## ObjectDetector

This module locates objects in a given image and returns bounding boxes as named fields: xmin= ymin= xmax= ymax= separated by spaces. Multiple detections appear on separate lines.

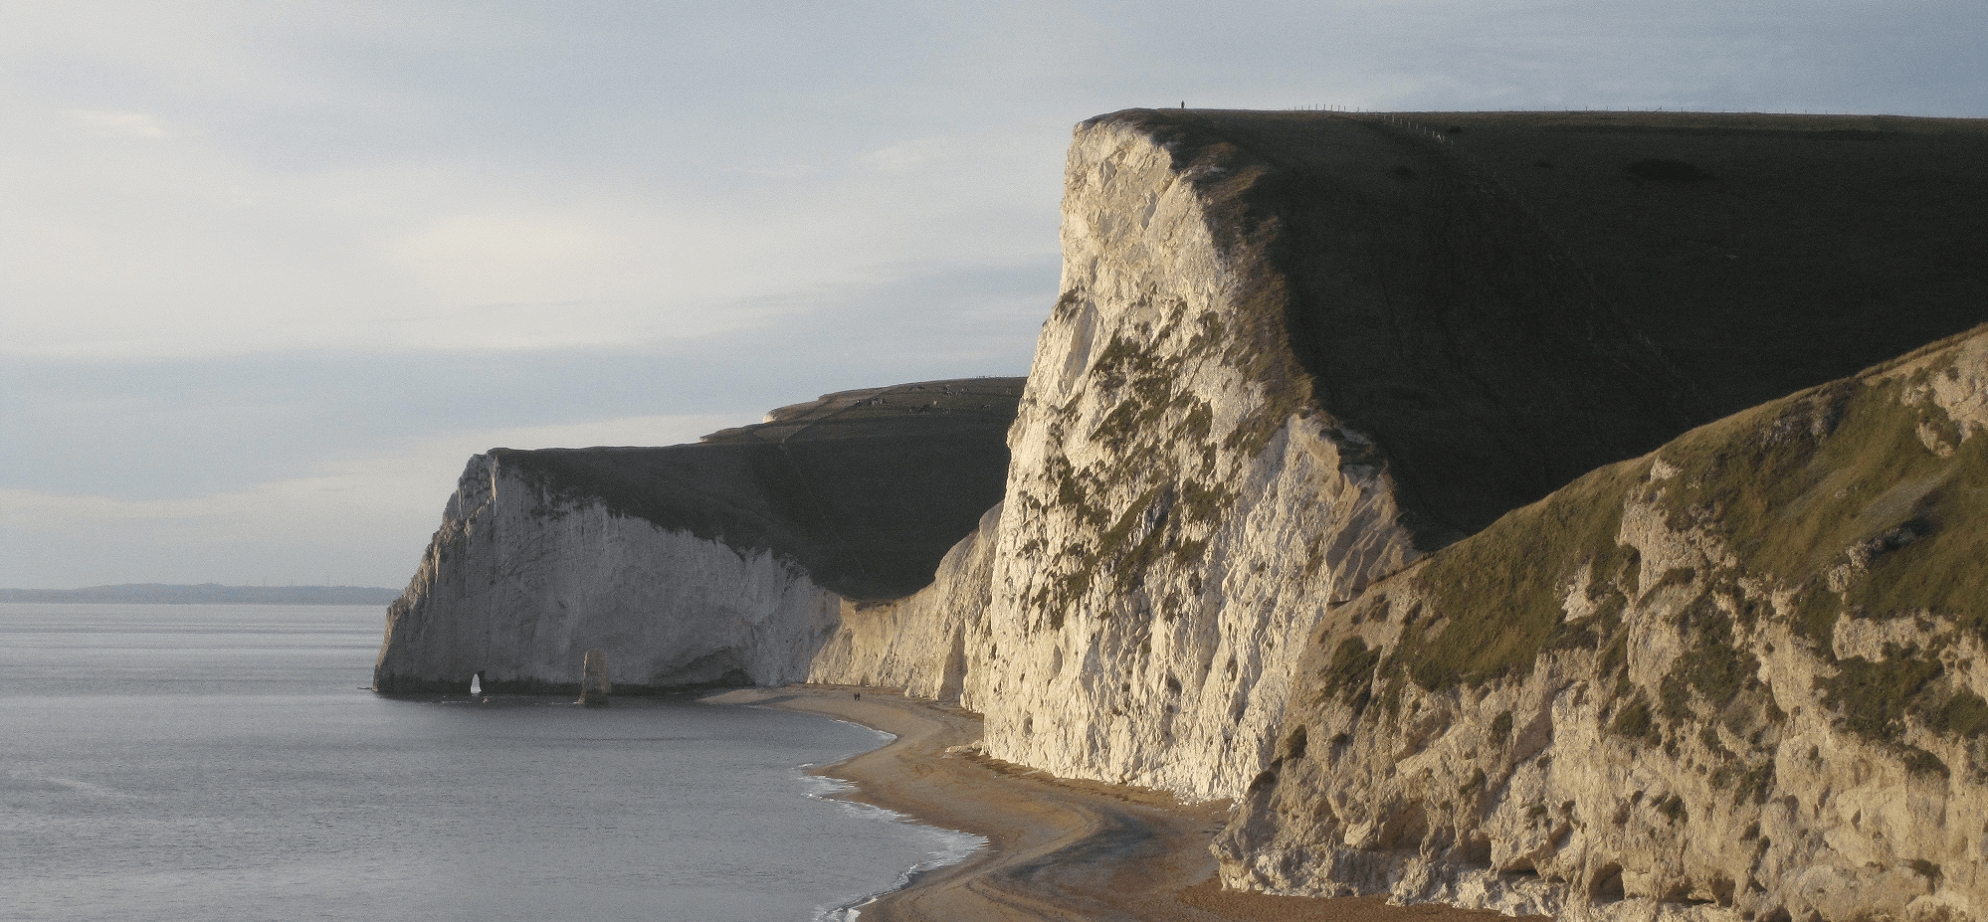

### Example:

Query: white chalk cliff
xmin=808 ymin=502 xmax=1003 ymax=702
xmin=812 ymin=109 xmax=1697 ymax=799
xmin=943 ymin=118 xmax=1423 ymax=800
xmin=375 ymin=451 xmax=842 ymax=692
xmin=375 ymin=379 xmax=1021 ymax=694
xmin=379 ymin=109 xmax=1988 ymax=922
xmin=1220 ymin=328 xmax=1988 ymax=922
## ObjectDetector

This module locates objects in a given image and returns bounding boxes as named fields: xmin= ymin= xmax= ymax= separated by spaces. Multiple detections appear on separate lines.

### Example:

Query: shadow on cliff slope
xmin=1095 ymin=109 xmax=1988 ymax=546
xmin=1226 ymin=322 xmax=1988 ymax=922
xmin=499 ymin=377 xmax=1025 ymax=600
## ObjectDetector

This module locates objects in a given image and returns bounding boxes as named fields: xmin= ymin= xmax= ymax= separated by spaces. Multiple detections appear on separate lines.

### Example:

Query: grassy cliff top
xmin=1088 ymin=108 xmax=1988 ymax=546
xmin=493 ymin=377 xmax=1025 ymax=601
xmin=701 ymin=377 xmax=1026 ymax=443
xmin=1366 ymin=322 xmax=1988 ymax=748
xmin=1389 ymin=110 xmax=1988 ymax=414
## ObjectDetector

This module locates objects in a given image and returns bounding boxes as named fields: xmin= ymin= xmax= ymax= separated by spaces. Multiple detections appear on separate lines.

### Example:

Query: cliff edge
xmin=1223 ymin=325 xmax=1988 ymax=922
xmin=373 ymin=378 xmax=1022 ymax=694
xmin=851 ymin=109 xmax=1988 ymax=802
xmin=373 ymin=107 xmax=1988 ymax=922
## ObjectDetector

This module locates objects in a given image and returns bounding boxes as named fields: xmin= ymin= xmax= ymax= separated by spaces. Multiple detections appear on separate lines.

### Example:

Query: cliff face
xmin=952 ymin=118 xmax=1410 ymax=799
xmin=376 ymin=107 xmax=1988 ymax=921
xmin=923 ymin=109 xmax=1739 ymax=800
xmin=374 ymin=378 xmax=1022 ymax=694
xmin=808 ymin=502 xmax=1002 ymax=701
xmin=374 ymin=452 xmax=843 ymax=692
xmin=932 ymin=110 xmax=1988 ymax=804
xmin=1220 ymin=327 xmax=1988 ymax=922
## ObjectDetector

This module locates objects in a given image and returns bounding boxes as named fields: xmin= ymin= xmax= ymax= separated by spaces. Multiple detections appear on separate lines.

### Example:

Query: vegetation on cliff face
xmin=1395 ymin=459 xmax=1649 ymax=690
xmin=1365 ymin=328 xmax=1988 ymax=742
xmin=1226 ymin=326 xmax=1988 ymax=922
xmin=973 ymin=109 xmax=1988 ymax=811
xmin=1653 ymin=350 xmax=1988 ymax=644
xmin=1014 ymin=106 xmax=1894 ymax=641
xmin=969 ymin=112 xmax=1431 ymax=800
xmin=1100 ymin=110 xmax=1701 ymax=547
xmin=1100 ymin=108 xmax=1988 ymax=546
xmin=1018 ymin=295 xmax=1261 ymax=630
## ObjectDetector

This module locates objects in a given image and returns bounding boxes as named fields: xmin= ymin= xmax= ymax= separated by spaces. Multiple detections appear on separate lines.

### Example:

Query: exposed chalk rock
xmin=373 ymin=378 xmax=1022 ymax=695
xmin=946 ymin=109 xmax=1721 ymax=801
xmin=578 ymin=649 xmax=611 ymax=707
xmin=372 ymin=108 xmax=1988 ymax=922
xmin=1220 ymin=326 xmax=1988 ymax=922
xmin=931 ymin=108 xmax=1988 ymax=804
xmin=373 ymin=452 xmax=843 ymax=693
xmin=809 ymin=502 xmax=1002 ymax=702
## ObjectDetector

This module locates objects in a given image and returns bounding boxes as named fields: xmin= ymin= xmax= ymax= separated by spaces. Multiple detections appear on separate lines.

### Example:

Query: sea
xmin=0 ymin=603 xmax=981 ymax=922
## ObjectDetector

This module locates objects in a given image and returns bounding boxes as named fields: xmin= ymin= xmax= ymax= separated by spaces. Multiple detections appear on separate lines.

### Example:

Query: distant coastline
xmin=0 ymin=584 xmax=399 ymax=605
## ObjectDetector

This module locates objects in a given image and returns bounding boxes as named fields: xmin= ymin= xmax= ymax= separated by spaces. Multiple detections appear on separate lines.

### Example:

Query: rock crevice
xmin=1220 ymin=328 xmax=1988 ymax=922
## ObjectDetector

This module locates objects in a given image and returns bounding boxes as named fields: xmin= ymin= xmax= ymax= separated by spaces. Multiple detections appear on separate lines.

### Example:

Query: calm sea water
xmin=0 ymin=603 xmax=978 ymax=922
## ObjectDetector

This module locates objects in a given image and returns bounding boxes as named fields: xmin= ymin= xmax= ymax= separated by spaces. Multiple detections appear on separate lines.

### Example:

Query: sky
xmin=3 ymin=1 xmax=1983 ymax=590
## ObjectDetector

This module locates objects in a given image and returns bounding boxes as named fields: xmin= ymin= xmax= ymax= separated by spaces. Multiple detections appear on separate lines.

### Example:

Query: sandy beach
xmin=706 ymin=686 xmax=1530 ymax=922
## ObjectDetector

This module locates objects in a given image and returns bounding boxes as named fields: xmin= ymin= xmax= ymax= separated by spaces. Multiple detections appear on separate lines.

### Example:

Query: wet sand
xmin=704 ymin=686 xmax=1525 ymax=922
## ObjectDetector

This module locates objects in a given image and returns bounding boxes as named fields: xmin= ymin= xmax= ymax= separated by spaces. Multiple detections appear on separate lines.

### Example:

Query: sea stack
xmin=578 ymin=649 xmax=610 ymax=708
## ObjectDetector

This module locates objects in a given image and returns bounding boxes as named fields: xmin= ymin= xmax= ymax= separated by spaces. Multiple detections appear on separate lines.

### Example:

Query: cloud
xmin=3 ymin=0 xmax=1983 ymax=593
xmin=394 ymin=212 xmax=610 ymax=276
xmin=860 ymin=138 xmax=954 ymax=173
xmin=386 ymin=211 xmax=640 ymax=335
xmin=0 ymin=254 xmax=1055 ymax=514
xmin=721 ymin=164 xmax=822 ymax=180
xmin=0 ymin=112 xmax=925 ymax=358
xmin=0 ymin=413 xmax=738 ymax=589
xmin=67 ymin=109 xmax=167 ymax=137
xmin=3 ymin=89 xmax=1049 ymax=362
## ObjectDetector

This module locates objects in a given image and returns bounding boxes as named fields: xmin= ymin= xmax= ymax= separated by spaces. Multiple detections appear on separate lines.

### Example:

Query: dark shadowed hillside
xmin=1094 ymin=109 xmax=1988 ymax=544
xmin=496 ymin=377 xmax=1024 ymax=600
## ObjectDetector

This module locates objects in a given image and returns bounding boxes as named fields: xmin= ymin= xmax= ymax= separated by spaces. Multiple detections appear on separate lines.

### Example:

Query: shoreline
xmin=705 ymin=685 xmax=1531 ymax=922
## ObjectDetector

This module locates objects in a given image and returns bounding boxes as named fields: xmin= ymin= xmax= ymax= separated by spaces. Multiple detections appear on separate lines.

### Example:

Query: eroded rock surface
xmin=809 ymin=502 xmax=1002 ymax=701
xmin=937 ymin=109 xmax=1988 ymax=805
xmin=376 ymin=108 xmax=1988 ymax=922
xmin=1221 ymin=328 xmax=1988 ymax=922
xmin=373 ymin=378 xmax=1021 ymax=694
xmin=933 ymin=109 xmax=1726 ymax=800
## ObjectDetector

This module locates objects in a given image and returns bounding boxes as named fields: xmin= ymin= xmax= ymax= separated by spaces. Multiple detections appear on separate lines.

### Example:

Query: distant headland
xmin=0 ymin=584 xmax=400 ymax=605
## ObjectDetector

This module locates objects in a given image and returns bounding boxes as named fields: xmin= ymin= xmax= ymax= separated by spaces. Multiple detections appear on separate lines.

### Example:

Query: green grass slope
xmin=1091 ymin=109 xmax=1988 ymax=546
xmin=1225 ymin=325 xmax=1988 ymax=919
xmin=496 ymin=377 xmax=1024 ymax=601
xmin=1394 ymin=323 xmax=1988 ymax=701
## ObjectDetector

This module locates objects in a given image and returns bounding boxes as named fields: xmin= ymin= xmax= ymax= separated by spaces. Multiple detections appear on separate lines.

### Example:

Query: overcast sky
xmin=3 ymin=1 xmax=1982 ymax=590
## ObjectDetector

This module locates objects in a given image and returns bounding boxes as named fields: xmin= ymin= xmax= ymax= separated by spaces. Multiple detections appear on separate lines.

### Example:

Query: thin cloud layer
xmin=2 ymin=1 xmax=1981 ymax=587
xmin=0 ymin=414 xmax=737 ymax=589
